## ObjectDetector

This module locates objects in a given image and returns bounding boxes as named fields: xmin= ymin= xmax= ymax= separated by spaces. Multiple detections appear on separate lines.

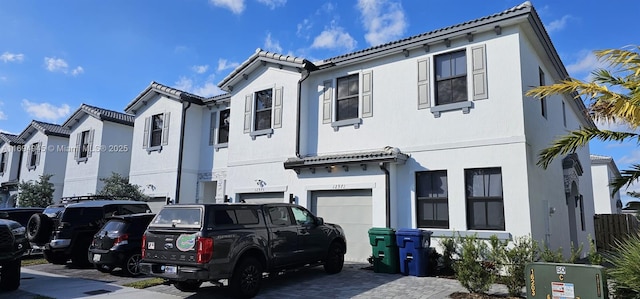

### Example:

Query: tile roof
xmin=284 ymin=147 xmax=409 ymax=171
xmin=125 ymin=81 xmax=205 ymax=113
xmin=0 ymin=133 xmax=23 ymax=145
xmin=18 ymin=120 xmax=71 ymax=141
xmin=63 ymin=103 xmax=134 ymax=129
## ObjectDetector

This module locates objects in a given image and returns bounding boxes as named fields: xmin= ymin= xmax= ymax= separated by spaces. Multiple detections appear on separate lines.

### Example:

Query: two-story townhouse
xmin=0 ymin=133 xmax=25 ymax=207
xmin=590 ymin=155 xmax=622 ymax=214
xmin=17 ymin=121 xmax=70 ymax=204
xmin=61 ymin=104 xmax=135 ymax=198
xmin=217 ymin=2 xmax=596 ymax=262
xmin=124 ymin=82 xmax=208 ymax=212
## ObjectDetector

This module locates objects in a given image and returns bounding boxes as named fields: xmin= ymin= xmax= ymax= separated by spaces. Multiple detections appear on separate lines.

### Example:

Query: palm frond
xmin=611 ymin=164 xmax=640 ymax=194
xmin=537 ymin=128 xmax=639 ymax=169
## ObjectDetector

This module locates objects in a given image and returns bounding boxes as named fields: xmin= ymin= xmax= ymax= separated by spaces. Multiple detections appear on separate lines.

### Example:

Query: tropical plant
xmin=97 ymin=172 xmax=149 ymax=201
xmin=18 ymin=174 xmax=54 ymax=207
xmin=526 ymin=46 xmax=640 ymax=194
xmin=605 ymin=232 xmax=640 ymax=298
xmin=539 ymin=242 xmax=564 ymax=263
xmin=439 ymin=236 xmax=457 ymax=275
xmin=453 ymin=234 xmax=496 ymax=294
xmin=587 ymin=234 xmax=603 ymax=265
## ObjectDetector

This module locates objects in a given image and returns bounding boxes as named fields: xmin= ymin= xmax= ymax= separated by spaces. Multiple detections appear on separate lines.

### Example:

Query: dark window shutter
xmin=143 ymin=116 xmax=150 ymax=149
xmin=362 ymin=71 xmax=373 ymax=118
xmin=87 ymin=129 xmax=94 ymax=157
xmin=26 ymin=145 xmax=32 ymax=167
xmin=417 ymin=58 xmax=430 ymax=109
xmin=74 ymin=132 xmax=81 ymax=161
xmin=244 ymin=94 xmax=252 ymax=133
xmin=161 ymin=112 xmax=170 ymax=146
xmin=35 ymin=143 xmax=41 ymax=166
xmin=209 ymin=112 xmax=216 ymax=146
xmin=472 ymin=44 xmax=488 ymax=100
xmin=273 ymin=86 xmax=283 ymax=128
xmin=322 ymin=80 xmax=332 ymax=124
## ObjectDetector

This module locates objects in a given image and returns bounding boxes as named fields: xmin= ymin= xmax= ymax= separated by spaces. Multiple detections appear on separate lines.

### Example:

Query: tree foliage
xmin=18 ymin=174 xmax=55 ymax=207
xmin=526 ymin=46 xmax=640 ymax=194
xmin=97 ymin=172 xmax=149 ymax=201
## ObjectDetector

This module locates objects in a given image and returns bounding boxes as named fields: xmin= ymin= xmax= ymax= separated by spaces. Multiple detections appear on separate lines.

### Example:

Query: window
xmin=0 ymin=152 xmax=6 ymax=174
xmin=465 ymin=167 xmax=504 ymax=230
xmin=150 ymin=114 xmax=163 ymax=147
xmin=539 ymin=68 xmax=547 ymax=118
xmin=28 ymin=142 xmax=40 ymax=169
xmin=268 ymin=206 xmax=292 ymax=226
xmin=435 ymin=50 xmax=467 ymax=105
xmin=416 ymin=170 xmax=449 ymax=228
xmin=336 ymin=74 xmax=359 ymax=121
xmin=218 ymin=109 xmax=230 ymax=144
xmin=562 ymin=101 xmax=567 ymax=127
xmin=143 ymin=112 xmax=170 ymax=150
xmin=254 ymin=89 xmax=273 ymax=131
xmin=244 ymin=87 xmax=282 ymax=138
xmin=292 ymin=206 xmax=314 ymax=226
xmin=79 ymin=130 xmax=90 ymax=158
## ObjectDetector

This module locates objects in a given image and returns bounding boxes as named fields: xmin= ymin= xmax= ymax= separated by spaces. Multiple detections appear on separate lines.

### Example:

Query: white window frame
xmin=324 ymin=70 xmax=373 ymax=131
xmin=244 ymin=85 xmax=283 ymax=140
xmin=143 ymin=112 xmax=170 ymax=152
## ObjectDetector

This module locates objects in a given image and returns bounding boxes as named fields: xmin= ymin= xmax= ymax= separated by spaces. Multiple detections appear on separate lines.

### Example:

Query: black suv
xmin=0 ymin=218 xmax=28 ymax=291
xmin=0 ymin=207 xmax=44 ymax=255
xmin=88 ymin=213 xmax=155 ymax=276
xmin=26 ymin=200 xmax=151 ymax=266
xmin=140 ymin=203 xmax=346 ymax=298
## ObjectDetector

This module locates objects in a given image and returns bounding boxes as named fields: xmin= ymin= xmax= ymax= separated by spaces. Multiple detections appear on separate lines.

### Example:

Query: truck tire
xmin=0 ymin=259 xmax=21 ymax=291
xmin=26 ymin=213 xmax=53 ymax=245
xmin=323 ymin=242 xmax=345 ymax=274
xmin=174 ymin=280 xmax=202 ymax=292
xmin=230 ymin=257 xmax=262 ymax=298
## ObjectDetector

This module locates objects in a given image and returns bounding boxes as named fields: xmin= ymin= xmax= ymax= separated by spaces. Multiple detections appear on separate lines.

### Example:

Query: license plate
xmin=165 ymin=265 xmax=177 ymax=274
xmin=92 ymin=254 xmax=101 ymax=262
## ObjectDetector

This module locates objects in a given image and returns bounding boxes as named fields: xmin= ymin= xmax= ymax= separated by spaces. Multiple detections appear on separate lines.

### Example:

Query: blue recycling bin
xmin=395 ymin=228 xmax=432 ymax=277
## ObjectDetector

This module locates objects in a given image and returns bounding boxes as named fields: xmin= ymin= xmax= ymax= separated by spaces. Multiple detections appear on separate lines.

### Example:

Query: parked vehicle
xmin=0 ymin=218 xmax=28 ymax=291
xmin=26 ymin=200 xmax=151 ymax=266
xmin=140 ymin=203 xmax=346 ymax=298
xmin=88 ymin=213 xmax=155 ymax=276
xmin=0 ymin=207 xmax=45 ymax=255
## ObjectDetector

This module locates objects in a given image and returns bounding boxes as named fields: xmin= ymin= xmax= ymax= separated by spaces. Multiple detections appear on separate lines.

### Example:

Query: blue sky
xmin=1 ymin=0 xmax=639 ymax=202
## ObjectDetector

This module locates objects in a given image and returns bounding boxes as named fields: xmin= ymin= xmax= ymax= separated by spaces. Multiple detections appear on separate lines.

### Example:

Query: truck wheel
xmin=0 ymin=259 xmax=21 ymax=291
xmin=26 ymin=213 xmax=53 ymax=245
xmin=174 ymin=280 xmax=202 ymax=292
xmin=230 ymin=257 xmax=262 ymax=298
xmin=323 ymin=242 xmax=345 ymax=274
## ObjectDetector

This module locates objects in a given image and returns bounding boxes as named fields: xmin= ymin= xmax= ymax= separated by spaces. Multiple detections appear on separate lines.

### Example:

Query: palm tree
xmin=526 ymin=46 xmax=640 ymax=194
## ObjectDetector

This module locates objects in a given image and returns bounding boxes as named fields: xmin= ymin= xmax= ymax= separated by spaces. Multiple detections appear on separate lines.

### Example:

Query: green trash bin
xmin=368 ymin=227 xmax=399 ymax=274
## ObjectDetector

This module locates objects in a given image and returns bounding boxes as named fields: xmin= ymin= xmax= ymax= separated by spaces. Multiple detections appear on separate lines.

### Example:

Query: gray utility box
xmin=525 ymin=262 xmax=608 ymax=299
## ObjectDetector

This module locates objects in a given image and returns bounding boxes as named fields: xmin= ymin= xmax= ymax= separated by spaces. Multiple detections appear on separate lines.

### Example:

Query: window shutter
xmin=87 ymin=129 xmax=94 ymax=157
xmin=161 ymin=112 xmax=170 ymax=146
xmin=26 ymin=145 xmax=32 ymax=167
xmin=322 ymin=80 xmax=332 ymax=124
xmin=417 ymin=58 xmax=430 ymax=109
xmin=74 ymin=132 xmax=81 ymax=161
xmin=362 ymin=71 xmax=373 ymax=118
xmin=35 ymin=143 xmax=41 ymax=166
xmin=209 ymin=112 xmax=216 ymax=146
xmin=471 ymin=44 xmax=488 ymax=100
xmin=273 ymin=86 xmax=283 ymax=128
xmin=244 ymin=94 xmax=252 ymax=133
xmin=143 ymin=116 xmax=150 ymax=149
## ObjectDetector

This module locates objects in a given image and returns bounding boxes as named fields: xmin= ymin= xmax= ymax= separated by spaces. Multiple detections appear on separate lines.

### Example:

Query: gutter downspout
xmin=379 ymin=162 xmax=391 ymax=228
xmin=175 ymin=101 xmax=192 ymax=203
xmin=295 ymin=64 xmax=313 ymax=158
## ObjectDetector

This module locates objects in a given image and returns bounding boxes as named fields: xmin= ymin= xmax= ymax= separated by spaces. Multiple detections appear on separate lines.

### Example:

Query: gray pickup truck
xmin=0 ymin=218 xmax=28 ymax=291
xmin=139 ymin=203 xmax=346 ymax=298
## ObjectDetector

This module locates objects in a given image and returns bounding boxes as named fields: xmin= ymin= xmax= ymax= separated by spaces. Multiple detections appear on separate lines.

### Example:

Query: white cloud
xmin=257 ymin=0 xmax=286 ymax=9
xmin=357 ymin=0 xmax=407 ymax=46
xmin=0 ymin=111 xmax=6 ymax=120
xmin=44 ymin=57 xmax=84 ymax=76
xmin=21 ymin=99 xmax=71 ymax=122
xmin=217 ymin=59 xmax=239 ymax=72
xmin=264 ymin=32 xmax=283 ymax=53
xmin=546 ymin=15 xmax=572 ymax=33
xmin=1 ymin=52 xmax=25 ymax=63
xmin=566 ymin=50 xmax=607 ymax=78
xmin=209 ymin=0 xmax=245 ymax=14
xmin=174 ymin=76 xmax=224 ymax=98
xmin=296 ymin=19 xmax=312 ymax=39
xmin=192 ymin=65 xmax=209 ymax=74
xmin=311 ymin=23 xmax=357 ymax=51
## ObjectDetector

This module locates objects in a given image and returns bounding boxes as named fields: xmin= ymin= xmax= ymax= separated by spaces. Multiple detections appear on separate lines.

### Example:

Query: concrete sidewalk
xmin=7 ymin=268 xmax=181 ymax=299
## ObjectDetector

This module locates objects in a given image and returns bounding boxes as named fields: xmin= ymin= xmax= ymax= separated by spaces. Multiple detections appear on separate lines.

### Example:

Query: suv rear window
xmin=99 ymin=219 xmax=127 ymax=234
xmin=210 ymin=208 xmax=259 ymax=226
xmin=152 ymin=207 xmax=202 ymax=228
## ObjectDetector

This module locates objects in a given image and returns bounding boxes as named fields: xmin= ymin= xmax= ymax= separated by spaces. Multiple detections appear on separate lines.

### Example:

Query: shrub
xmin=605 ymin=232 xmax=640 ymax=298
xmin=539 ymin=242 xmax=564 ymax=262
xmin=18 ymin=174 xmax=54 ymax=207
xmin=502 ymin=235 xmax=538 ymax=297
xmin=566 ymin=242 xmax=584 ymax=264
xmin=453 ymin=234 xmax=495 ymax=294
xmin=440 ymin=237 xmax=456 ymax=275
xmin=587 ymin=234 xmax=602 ymax=265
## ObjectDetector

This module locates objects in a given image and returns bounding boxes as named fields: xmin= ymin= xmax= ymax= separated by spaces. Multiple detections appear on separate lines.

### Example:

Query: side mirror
xmin=316 ymin=217 xmax=324 ymax=226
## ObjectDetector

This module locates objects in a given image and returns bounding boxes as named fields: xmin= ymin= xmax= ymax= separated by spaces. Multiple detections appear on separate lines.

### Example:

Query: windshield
xmin=151 ymin=207 xmax=202 ymax=228
xmin=43 ymin=206 xmax=65 ymax=219
xmin=99 ymin=220 xmax=127 ymax=234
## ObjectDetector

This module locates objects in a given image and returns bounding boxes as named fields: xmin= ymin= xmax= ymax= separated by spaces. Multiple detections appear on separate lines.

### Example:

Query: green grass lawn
xmin=123 ymin=277 xmax=169 ymax=289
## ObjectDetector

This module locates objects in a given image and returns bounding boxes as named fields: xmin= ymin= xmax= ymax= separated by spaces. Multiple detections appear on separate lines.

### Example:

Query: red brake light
xmin=196 ymin=237 xmax=213 ymax=264
xmin=141 ymin=235 xmax=147 ymax=259
xmin=113 ymin=233 xmax=129 ymax=246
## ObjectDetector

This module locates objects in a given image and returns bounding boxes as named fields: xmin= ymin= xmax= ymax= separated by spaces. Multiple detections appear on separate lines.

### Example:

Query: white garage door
xmin=239 ymin=192 xmax=285 ymax=204
xmin=311 ymin=189 xmax=372 ymax=263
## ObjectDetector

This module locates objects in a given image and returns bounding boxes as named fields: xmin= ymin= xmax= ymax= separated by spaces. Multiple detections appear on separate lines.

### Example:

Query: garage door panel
xmin=311 ymin=189 xmax=372 ymax=263
xmin=239 ymin=192 xmax=284 ymax=204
